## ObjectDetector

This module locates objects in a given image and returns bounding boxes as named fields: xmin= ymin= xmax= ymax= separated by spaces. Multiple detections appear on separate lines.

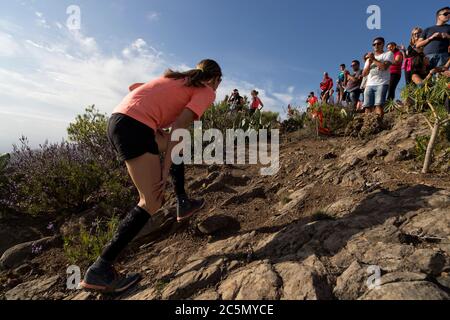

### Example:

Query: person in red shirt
xmin=320 ymin=72 xmax=334 ymax=103
xmin=387 ymin=42 xmax=404 ymax=101
xmin=307 ymin=92 xmax=319 ymax=107
xmin=249 ymin=90 xmax=264 ymax=115
xmin=80 ymin=59 xmax=222 ymax=293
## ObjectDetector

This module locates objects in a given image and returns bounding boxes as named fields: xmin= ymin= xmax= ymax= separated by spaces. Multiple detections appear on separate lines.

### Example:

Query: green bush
xmin=280 ymin=111 xmax=306 ymax=134
xmin=63 ymin=215 xmax=119 ymax=265
xmin=401 ymin=76 xmax=450 ymax=173
xmin=67 ymin=105 xmax=114 ymax=162
xmin=414 ymin=136 xmax=430 ymax=162
xmin=444 ymin=122 xmax=450 ymax=143
xmin=305 ymin=103 xmax=354 ymax=135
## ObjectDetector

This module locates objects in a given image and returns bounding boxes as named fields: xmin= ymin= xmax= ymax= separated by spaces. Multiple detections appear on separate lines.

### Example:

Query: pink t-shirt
xmin=390 ymin=50 xmax=403 ymax=74
xmin=113 ymin=77 xmax=216 ymax=130
xmin=251 ymin=97 xmax=262 ymax=109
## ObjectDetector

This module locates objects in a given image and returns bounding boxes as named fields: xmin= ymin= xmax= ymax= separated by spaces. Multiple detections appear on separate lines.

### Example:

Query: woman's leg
xmin=81 ymin=153 xmax=162 ymax=292
xmin=388 ymin=73 xmax=401 ymax=101
xmin=153 ymin=129 xmax=204 ymax=221
xmin=170 ymin=162 xmax=186 ymax=197
xmin=125 ymin=153 xmax=163 ymax=215
xmin=405 ymin=71 xmax=411 ymax=85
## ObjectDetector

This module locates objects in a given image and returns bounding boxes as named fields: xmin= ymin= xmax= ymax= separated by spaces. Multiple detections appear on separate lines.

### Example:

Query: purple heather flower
xmin=31 ymin=243 xmax=43 ymax=255
xmin=47 ymin=222 xmax=55 ymax=231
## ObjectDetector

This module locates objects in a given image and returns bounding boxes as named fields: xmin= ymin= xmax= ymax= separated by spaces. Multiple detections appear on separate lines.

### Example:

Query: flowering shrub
xmin=7 ymin=137 xmax=106 ymax=215
xmin=3 ymin=107 xmax=135 ymax=215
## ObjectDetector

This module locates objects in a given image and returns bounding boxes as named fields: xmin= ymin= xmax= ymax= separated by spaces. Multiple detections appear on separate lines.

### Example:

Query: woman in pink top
xmin=249 ymin=90 xmax=264 ymax=115
xmin=387 ymin=42 xmax=404 ymax=101
xmin=80 ymin=59 xmax=222 ymax=293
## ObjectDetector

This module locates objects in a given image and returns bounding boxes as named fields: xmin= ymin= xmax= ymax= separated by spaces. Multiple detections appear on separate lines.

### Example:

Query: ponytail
xmin=164 ymin=59 xmax=222 ymax=88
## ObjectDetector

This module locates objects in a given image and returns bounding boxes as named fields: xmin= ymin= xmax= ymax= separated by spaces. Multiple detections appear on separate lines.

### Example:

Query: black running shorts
xmin=107 ymin=113 xmax=159 ymax=162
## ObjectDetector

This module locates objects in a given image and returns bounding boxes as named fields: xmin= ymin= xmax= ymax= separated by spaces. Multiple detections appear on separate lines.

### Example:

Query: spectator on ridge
xmin=320 ymin=72 xmax=334 ymax=104
xmin=416 ymin=6 xmax=450 ymax=69
xmin=228 ymin=89 xmax=244 ymax=111
xmin=249 ymin=90 xmax=264 ymax=115
xmin=387 ymin=42 xmax=404 ymax=101
xmin=337 ymin=64 xmax=349 ymax=105
xmin=345 ymin=60 xmax=363 ymax=109
xmin=362 ymin=37 xmax=394 ymax=118
xmin=307 ymin=92 xmax=318 ymax=107
xmin=403 ymin=27 xmax=424 ymax=84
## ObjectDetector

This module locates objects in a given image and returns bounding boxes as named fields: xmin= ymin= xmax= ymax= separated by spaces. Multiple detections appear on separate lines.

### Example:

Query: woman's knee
xmin=139 ymin=192 xmax=163 ymax=214
xmin=138 ymin=200 xmax=162 ymax=215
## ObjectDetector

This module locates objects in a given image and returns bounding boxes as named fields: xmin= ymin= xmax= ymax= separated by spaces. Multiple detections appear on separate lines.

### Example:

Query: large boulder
xmin=197 ymin=215 xmax=236 ymax=235
xmin=161 ymin=258 xmax=225 ymax=300
xmin=275 ymin=255 xmax=332 ymax=300
xmin=333 ymin=261 xmax=369 ymax=300
xmin=359 ymin=281 xmax=449 ymax=300
xmin=5 ymin=275 xmax=60 ymax=300
xmin=0 ymin=236 xmax=62 ymax=270
xmin=218 ymin=261 xmax=281 ymax=300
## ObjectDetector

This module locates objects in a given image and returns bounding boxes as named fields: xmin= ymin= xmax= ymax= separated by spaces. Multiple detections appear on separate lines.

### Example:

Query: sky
xmin=0 ymin=0 xmax=448 ymax=153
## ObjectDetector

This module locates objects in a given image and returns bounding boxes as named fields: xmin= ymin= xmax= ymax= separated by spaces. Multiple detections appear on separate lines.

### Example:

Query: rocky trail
xmin=1 ymin=113 xmax=449 ymax=300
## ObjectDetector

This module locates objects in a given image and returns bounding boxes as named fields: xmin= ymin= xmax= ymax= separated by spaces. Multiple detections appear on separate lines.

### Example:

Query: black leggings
xmin=170 ymin=162 xmax=186 ymax=197
xmin=388 ymin=73 xmax=402 ymax=101
xmin=405 ymin=71 xmax=412 ymax=85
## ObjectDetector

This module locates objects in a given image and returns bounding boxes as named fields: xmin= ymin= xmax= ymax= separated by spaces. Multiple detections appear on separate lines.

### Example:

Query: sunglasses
xmin=441 ymin=12 xmax=450 ymax=16
xmin=373 ymin=42 xmax=383 ymax=46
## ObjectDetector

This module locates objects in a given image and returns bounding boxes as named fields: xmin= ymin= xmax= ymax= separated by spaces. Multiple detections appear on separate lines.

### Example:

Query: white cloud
xmin=0 ymin=18 xmax=304 ymax=152
xmin=146 ymin=11 xmax=161 ymax=22
xmin=0 ymin=18 xmax=23 ymax=33
xmin=35 ymin=11 xmax=50 ymax=29
xmin=0 ymin=32 xmax=21 ymax=56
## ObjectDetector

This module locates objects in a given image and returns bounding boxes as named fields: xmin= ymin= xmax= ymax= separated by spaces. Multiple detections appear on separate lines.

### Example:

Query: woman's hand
xmin=429 ymin=32 xmax=440 ymax=41
xmin=430 ymin=68 xmax=439 ymax=75
xmin=155 ymin=167 xmax=170 ymax=205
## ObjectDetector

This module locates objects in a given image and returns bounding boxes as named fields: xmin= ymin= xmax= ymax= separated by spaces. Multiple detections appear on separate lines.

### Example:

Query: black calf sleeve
xmin=100 ymin=206 xmax=151 ymax=263
xmin=170 ymin=162 xmax=186 ymax=198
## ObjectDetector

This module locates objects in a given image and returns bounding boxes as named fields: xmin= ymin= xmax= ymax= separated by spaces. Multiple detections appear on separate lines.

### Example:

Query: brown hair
xmin=164 ymin=59 xmax=222 ymax=87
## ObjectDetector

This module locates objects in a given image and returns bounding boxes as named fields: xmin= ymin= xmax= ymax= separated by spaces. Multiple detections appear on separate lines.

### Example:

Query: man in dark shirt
xmin=417 ymin=6 xmax=450 ymax=68
xmin=228 ymin=89 xmax=244 ymax=111
xmin=345 ymin=60 xmax=363 ymax=109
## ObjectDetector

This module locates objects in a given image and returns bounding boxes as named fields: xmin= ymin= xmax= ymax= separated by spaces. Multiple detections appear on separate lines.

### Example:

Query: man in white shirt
xmin=362 ymin=37 xmax=394 ymax=118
